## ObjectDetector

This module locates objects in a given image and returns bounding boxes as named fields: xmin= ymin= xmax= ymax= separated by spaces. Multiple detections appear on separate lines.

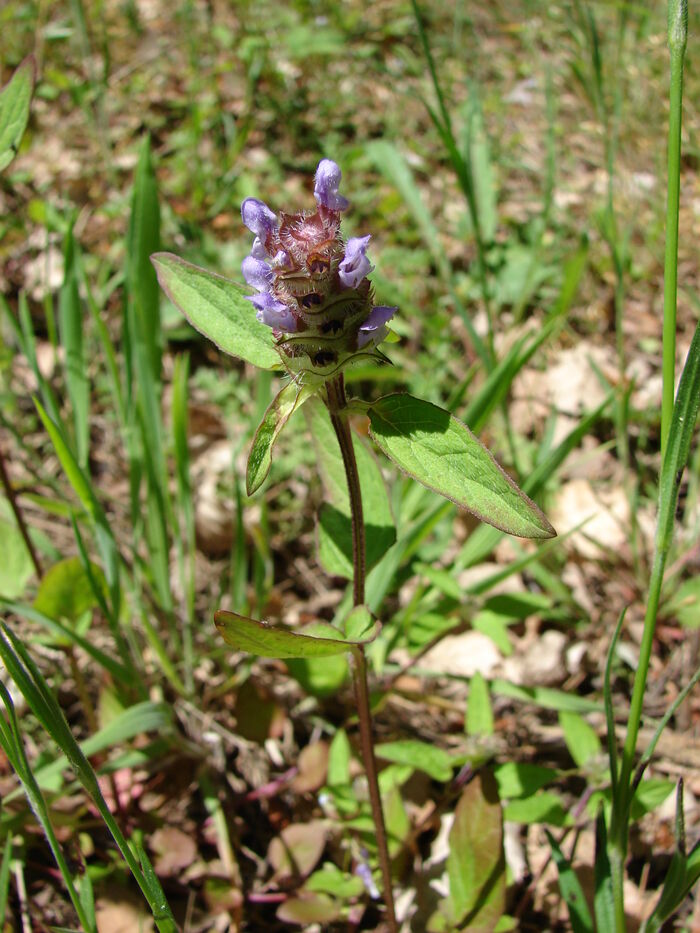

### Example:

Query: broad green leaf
xmin=630 ymin=779 xmax=674 ymax=819
xmin=286 ymin=623 xmax=348 ymax=697
xmin=446 ymin=771 xmax=505 ymax=930
xmin=151 ymin=252 xmax=279 ymax=369
xmin=665 ymin=576 xmax=700 ymax=629
xmin=247 ymin=381 xmax=314 ymax=494
xmin=466 ymin=672 xmax=494 ymax=737
xmin=0 ymin=56 xmax=34 ymax=172
xmin=368 ymin=394 xmax=555 ymax=538
xmin=384 ymin=782 xmax=411 ymax=855
xmin=214 ymin=605 xmax=379 ymax=658
xmin=327 ymin=729 xmax=351 ymax=786
xmin=306 ymin=864 xmax=364 ymax=899
xmin=306 ymin=398 xmax=396 ymax=578
xmin=375 ymin=740 xmax=453 ymax=782
xmin=493 ymin=762 xmax=556 ymax=799
xmin=268 ymin=821 xmax=327 ymax=881
xmin=491 ymin=679 xmax=601 ymax=714
xmin=504 ymin=791 xmax=569 ymax=826
xmin=559 ymin=711 xmax=601 ymax=769
xmin=546 ymin=830 xmax=594 ymax=933
xmin=33 ymin=556 xmax=106 ymax=624
xmin=276 ymin=894 xmax=340 ymax=925
xmin=0 ymin=510 xmax=33 ymax=599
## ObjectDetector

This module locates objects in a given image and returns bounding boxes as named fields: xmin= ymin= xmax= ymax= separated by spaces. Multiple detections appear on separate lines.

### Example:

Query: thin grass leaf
xmin=1 ymin=600 xmax=131 ymax=683
xmin=59 ymin=223 xmax=89 ymax=469
xmin=0 ymin=624 xmax=177 ymax=931
xmin=34 ymin=401 xmax=131 ymax=669
xmin=633 ymin=665 xmax=700 ymax=791
xmin=0 ymin=835 xmax=13 ymax=928
xmin=28 ymin=701 xmax=173 ymax=791
xmin=546 ymin=830 xmax=594 ymax=933
xmin=604 ymin=609 xmax=626 ymax=797
xmin=172 ymin=353 xmax=196 ymax=693
xmin=0 ymin=681 xmax=96 ymax=932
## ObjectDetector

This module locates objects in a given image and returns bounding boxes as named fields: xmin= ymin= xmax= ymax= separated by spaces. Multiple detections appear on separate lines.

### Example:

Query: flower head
xmin=240 ymin=159 xmax=396 ymax=380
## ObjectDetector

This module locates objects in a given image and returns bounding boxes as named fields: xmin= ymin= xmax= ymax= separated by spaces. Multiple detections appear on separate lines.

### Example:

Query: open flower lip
xmin=240 ymin=159 xmax=397 ymax=381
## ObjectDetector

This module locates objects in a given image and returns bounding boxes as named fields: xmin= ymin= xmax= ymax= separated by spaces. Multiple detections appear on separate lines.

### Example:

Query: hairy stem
xmin=325 ymin=375 xmax=397 ymax=933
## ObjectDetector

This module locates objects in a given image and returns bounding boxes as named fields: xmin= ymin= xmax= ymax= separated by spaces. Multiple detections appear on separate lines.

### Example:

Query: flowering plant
xmin=152 ymin=159 xmax=553 ymax=929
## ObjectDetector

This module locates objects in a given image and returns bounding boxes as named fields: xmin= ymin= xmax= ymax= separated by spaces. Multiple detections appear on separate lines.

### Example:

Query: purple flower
xmin=314 ymin=159 xmax=349 ymax=212
xmin=240 ymin=159 xmax=398 ymax=372
xmin=339 ymin=235 xmax=373 ymax=288
xmin=245 ymin=292 xmax=297 ymax=332
xmin=241 ymin=255 xmax=272 ymax=292
xmin=358 ymin=305 xmax=396 ymax=348
xmin=241 ymin=198 xmax=278 ymax=239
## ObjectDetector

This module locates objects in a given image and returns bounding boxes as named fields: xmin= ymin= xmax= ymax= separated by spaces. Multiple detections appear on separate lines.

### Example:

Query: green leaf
xmin=665 ymin=576 xmax=700 ymax=629
xmin=503 ymin=791 xmax=569 ymax=826
xmin=466 ymin=672 xmax=494 ymax=737
xmin=368 ymin=394 xmax=555 ymax=539
xmin=0 ymin=509 xmax=34 ymax=599
xmin=247 ymin=381 xmax=314 ymax=494
xmin=276 ymin=893 xmax=340 ymax=926
xmin=306 ymin=398 xmax=396 ymax=578
xmin=0 ymin=55 xmax=34 ymax=172
xmin=593 ymin=812 xmax=615 ymax=933
xmin=630 ymin=779 xmax=674 ymax=819
xmin=214 ymin=605 xmax=380 ymax=658
xmin=545 ymin=830 xmax=594 ymax=933
xmin=151 ymin=252 xmax=279 ymax=369
xmin=446 ymin=771 xmax=505 ymax=930
xmin=559 ymin=711 xmax=601 ymax=769
xmin=657 ymin=320 xmax=700 ymax=556
xmin=493 ymin=762 xmax=556 ymax=799
xmin=268 ymin=821 xmax=327 ymax=881
xmin=286 ymin=627 xmax=348 ymax=697
xmin=491 ymin=679 xmax=601 ymax=714
xmin=375 ymin=740 xmax=454 ymax=782
xmin=33 ymin=556 xmax=106 ymax=624
xmin=30 ymin=701 xmax=173 ymax=791
xmin=327 ymin=729 xmax=351 ymax=786
xmin=59 ymin=223 xmax=89 ymax=469
xmin=306 ymin=864 xmax=364 ymax=899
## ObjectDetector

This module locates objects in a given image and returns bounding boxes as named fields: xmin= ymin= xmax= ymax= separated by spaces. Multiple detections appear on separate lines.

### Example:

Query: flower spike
xmin=240 ymin=159 xmax=397 ymax=379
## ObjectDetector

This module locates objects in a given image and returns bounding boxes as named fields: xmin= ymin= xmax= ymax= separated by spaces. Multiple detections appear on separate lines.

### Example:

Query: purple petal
xmin=358 ymin=305 xmax=396 ymax=348
xmin=241 ymin=198 xmax=278 ymax=238
xmin=250 ymin=237 xmax=267 ymax=259
xmin=242 ymin=256 xmax=272 ymax=291
xmin=245 ymin=293 xmax=297 ymax=332
xmin=339 ymin=235 xmax=373 ymax=288
xmin=314 ymin=159 xmax=349 ymax=212
xmin=271 ymin=249 xmax=292 ymax=269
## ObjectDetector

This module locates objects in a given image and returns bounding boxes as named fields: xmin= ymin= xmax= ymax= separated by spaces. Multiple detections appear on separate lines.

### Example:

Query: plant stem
xmin=661 ymin=0 xmax=687 ymax=461
xmin=325 ymin=375 xmax=398 ymax=933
